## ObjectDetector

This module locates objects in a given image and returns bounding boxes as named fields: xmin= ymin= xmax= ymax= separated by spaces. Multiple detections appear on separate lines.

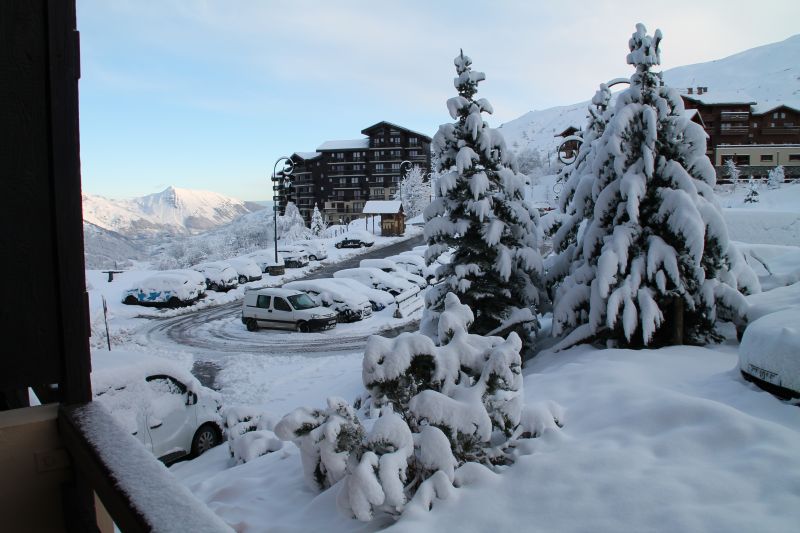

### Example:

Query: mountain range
xmin=499 ymin=34 xmax=800 ymax=158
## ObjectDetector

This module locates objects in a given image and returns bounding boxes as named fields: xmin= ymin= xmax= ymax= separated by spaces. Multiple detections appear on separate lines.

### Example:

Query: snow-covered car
xmin=226 ymin=257 xmax=263 ymax=284
xmin=386 ymin=253 xmax=427 ymax=278
xmin=290 ymin=240 xmax=328 ymax=261
xmin=739 ymin=308 xmax=800 ymax=399
xmin=191 ymin=261 xmax=239 ymax=291
xmin=246 ymin=249 xmax=286 ymax=274
xmin=334 ymin=230 xmax=376 ymax=249
xmin=328 ymin=277 xmax=396 ymax=312
xmin=276 ymin=245 xmax=310 ymax=268
xmin=122 ymin=272 xmax=204 ymax=308
xmin=334 ymin=267 xmax=415 ymax=296
xmin=241 ymin=288 xmax=338 ymax=332
xmin=283 ymin=279 xmax=373 ymax=322
xmin=92 ymin=351 xmax=224 ymax=463
xmin=359 ymin=258 xmax=428 ymax=289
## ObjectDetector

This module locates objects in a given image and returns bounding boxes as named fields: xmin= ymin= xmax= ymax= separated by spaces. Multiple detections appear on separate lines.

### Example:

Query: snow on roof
xmin=752 ymin=99 xmax=800 ymax=115
xmin=362 ymin=200 xmax=402 ymax=214
xmin=361 ymin=121 xmax=432 ymax=141
xmin=316 ymin=139 xmax=370 ymax=151
xmin=293 ymin=152 xmax=322 ymax=160
xmin=682 ymin=91 xmax=756 ymax=105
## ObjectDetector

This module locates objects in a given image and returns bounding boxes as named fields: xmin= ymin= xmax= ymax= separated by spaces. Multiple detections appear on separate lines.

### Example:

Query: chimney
xmin=687 ymin=87 xmax=694 ymax=94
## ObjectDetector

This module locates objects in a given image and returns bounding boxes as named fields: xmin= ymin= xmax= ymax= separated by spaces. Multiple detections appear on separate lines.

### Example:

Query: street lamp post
xmin=271 ymin=156 xmax=295 ymax=264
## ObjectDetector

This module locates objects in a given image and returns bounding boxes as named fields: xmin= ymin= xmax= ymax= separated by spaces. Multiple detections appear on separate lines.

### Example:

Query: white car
xmin=359 ymin=258 xmax=428 ymax=289
xmin=226 ymin=257 xmax=263 ymax=284
xmin=92 ymin=351 xmax=224 ymax=463
xmin=246 ymin=249 xmax=286 ymax=273
xmin=283 ymin=279 xmax=373 ymax=322
xmin=241 ymin=288 xmax=338 ymax=332
xmin=334 ymin=267 xmax=415 ymax=296
xmin=191 ymin=261 xmax=239 ymax=291
xmin=328 ymin=277 xmax=396 ymax=312
xmin=276 ymin=245 xmax=310 ymax=268
xmin=122 ymin=271 xmax=204 ymax=308
xmin=386 ymin=254 xmax=427 ymax=278
xmin=739 ymin=308 xmax=800 ymax=400
xmin=290 ymin=240 xmax=328 ymax=261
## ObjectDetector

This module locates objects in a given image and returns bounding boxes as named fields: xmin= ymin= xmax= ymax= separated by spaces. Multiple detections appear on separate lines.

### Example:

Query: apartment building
xmin=285 ymin=122 xmax=432 ymax=223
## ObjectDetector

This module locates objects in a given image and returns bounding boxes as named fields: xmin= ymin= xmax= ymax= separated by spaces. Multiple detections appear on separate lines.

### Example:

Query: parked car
xmin=290 ymin=240 xmax=328 ymax=261
xmin=276 ymin=245 xmax=310 ymax=268
xmin=92 ymin=351 xmax=224 ymax=463
xmin=191 ymin=261 xmax=239 ymax=292
xmin=739 ymin=308 xmax=800 ymax=400
xmin=386 ymin=254 xmax=427 ymax=278
xmin=283 ymin=279 xmax=373 ymax=322
xmin=334 ymin=230 xmax=376 ymax=249
xmin=241 ymin=288 xmax=338 ymax=332
xmin=328 ymin=277 xmax=396 ymax=312
xmin=226 ymin=257 xmax=263 ymax=284
xmin=334 ymin=267 xmax=415 ymax=296
xmin=122 ymin=272 xmax=204 ymax=308
xmin=246 ymin=249 xmax=286 ymax=275
xmin=359 ymin=258 xmax=428 ymax=289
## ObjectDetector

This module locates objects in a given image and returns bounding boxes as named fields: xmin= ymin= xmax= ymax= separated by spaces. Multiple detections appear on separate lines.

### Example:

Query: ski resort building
xmin=285 ymin=122 xmax=432 ymax=223
xmin=680 ymin=89 xmax=800 ymax=179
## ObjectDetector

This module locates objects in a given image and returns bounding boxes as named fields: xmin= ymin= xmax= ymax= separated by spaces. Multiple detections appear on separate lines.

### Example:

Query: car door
xmin=252 ymin=294 xmax=274 ymax=328
xmin=144 ymin=375 xmax=197 ymax=460
xmin=271 ymin=296 xmax=295 ymax=329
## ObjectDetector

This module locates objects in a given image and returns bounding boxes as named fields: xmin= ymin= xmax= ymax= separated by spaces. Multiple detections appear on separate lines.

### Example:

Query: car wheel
xmin=209 ymin=282 xmax=219 ymax=291
xmin=335 ymin=243 xmax=342 ymax=249
xmin=309 ymin=255 xmax=317 ymax=261
xmin=296 ymin=322 xmax=310 ymax=333
xmin=123 ymin=295 xmax=137 ymax=305
xmin=246 ymin=318 xmax=258 ymax=332
xmin=191 ymin=424 xmax=221 ymax=457
xmin=238 ymin=275 xmax=248 ymax=285
xmin=167 ymin=297 xmax=181 ymax=309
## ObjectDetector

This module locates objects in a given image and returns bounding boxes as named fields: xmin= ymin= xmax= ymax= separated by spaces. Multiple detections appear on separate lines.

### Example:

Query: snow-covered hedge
xmin=275 ymin=293 xmax=562 ymax=522
xmin=225 ymin=406 xmax=282 ymax=465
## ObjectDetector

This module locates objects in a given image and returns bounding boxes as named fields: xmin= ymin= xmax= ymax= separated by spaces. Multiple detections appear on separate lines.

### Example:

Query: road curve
xmin=136 ymin=234 xmax=425 ymax=358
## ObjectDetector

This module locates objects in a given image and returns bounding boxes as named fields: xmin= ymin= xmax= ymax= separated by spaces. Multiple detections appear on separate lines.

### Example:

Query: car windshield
xmin=288 ymin=294 xmax=317 ymax=310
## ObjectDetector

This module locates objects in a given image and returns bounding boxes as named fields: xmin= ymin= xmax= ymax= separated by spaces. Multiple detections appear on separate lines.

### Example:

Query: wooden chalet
xmin=362 ymin=200 xmax=405 ymax=236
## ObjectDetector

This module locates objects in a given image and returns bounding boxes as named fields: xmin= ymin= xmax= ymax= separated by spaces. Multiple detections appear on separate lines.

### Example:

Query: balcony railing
xmin=763 ymin=127 xmax=800 ymax=135
xmin=720 ymin=112 xmax=749 ymax=121
xmin=719 ymin=127 xmax=749 ymax=135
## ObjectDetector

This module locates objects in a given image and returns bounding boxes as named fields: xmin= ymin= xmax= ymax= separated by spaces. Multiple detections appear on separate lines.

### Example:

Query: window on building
xmin=773 ymin=112 xmax=779 ymax=119
xmin=372 ymin=188 xmax=384 ymax=196
xmin=391 ymin=150 xmax=401 ymax=158
xmin=354 ymin=191 xmax=361 ymax=199
xmin=781 ymin=112 xmax=786 ymax=119
xmin=734 ymin=155 xmax=750 ymax=166
xmin=375 ymin=163 xmax=385 ymax=171
xmin=785 ymin=122 xmax=794 ymax=127
xmin=721 ymin=123 xmax=730 ymax=129
xmin=760 ymin=154 xmax=774 ymax=162
xmin=340 ymin=178 xmax=347 ymax=185
xmin=336 ymin=152 xmax=344 ymax=160
xmin=752 ymin=122 xmax=758 ymax=128
xmin=391 ymin=176 xmax=400 ymax=183
xmin=391 ymin=163 xmax=400 ymax=170
xmin=770 ymin=123 xmax=776 ymax=128
xmin=389 ymin=188 xmax=397 ymax=195
xmin=409 ymin=150 xmax=418 ymax=157
xmin=351 ymin=177 xmax=359 ymax=184
xmin=409 ymin=137 xmax=418 ymax=145
xmin=789 ymin=154 xmax=800 ymax=161
xmin=337 ymin=190 xmax=345 ymax=197
xmin=390 ymin=136 xmax=400 ymax=144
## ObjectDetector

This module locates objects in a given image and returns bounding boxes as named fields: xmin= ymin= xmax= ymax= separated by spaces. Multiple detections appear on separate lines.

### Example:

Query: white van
xmin=241 ymin=288 xmax=337 ymax=332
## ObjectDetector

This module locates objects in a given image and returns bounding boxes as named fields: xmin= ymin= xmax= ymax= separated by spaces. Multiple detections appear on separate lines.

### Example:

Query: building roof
xmin=361 ymin=121 xmax=432 ymax=142
xmin=751 ymin=100 xmax=800 ymax=115
xmin=293 ymin=152 xmax=322 ymax=161
xmin=362 ymin=200 xmax=403 ymax=214
xmin=316 ymin=139 xmax=370 ymax=151
xmin=554 ymin=126 xmax=580 ymax=138
xmin=682 ymin=91 xmax=756 ymax=106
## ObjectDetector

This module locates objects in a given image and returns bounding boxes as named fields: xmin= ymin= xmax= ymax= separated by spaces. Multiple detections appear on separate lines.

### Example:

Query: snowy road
xmin=135 ymin=234 xmax=425 ymax=360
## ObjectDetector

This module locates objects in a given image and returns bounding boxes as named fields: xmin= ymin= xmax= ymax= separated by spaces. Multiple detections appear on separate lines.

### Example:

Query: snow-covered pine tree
xmin=767 ymin=165 xmax=785 ymax=189
xmin=724 ymin=158 xmax=740 ymax=190
xmin=395 ymin=165 xmax=432 ymax=219
xmin=545 ymin=82 xmax=613 ymax=291
xmin=744 ymin=177 xmax=760 ymax=203
xmin=424 ymin=51 xmax=544 ymax=344
xmin=278 ymin=202 xmax=309 ymax=241
xmin=552 ymin=24 xmax=756 ymax=348
xmin=310 ymin=203 xmax=326 ymax=237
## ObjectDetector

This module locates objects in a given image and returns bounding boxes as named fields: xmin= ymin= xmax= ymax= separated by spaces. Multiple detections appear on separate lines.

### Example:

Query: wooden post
xmin=671 ymin=297 xmax=684 ymax=345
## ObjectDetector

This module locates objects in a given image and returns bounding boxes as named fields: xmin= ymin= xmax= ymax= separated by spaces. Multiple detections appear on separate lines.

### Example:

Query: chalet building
xmin=680 ymin=89 xmax=800 ymax=178
xmin=285 ymin=122 xmax=432 ymax=224
xmin=554 ymin=126 xmax=581 ymax=160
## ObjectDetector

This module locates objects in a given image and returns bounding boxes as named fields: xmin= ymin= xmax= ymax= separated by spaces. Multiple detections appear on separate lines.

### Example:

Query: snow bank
xmin=723 ymin=209 xmax=800 ymax=245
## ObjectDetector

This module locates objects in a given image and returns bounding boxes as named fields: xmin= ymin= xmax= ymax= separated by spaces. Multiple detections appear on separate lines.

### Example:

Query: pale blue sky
xmin=77 ymin=0 xmax=799 ymax=201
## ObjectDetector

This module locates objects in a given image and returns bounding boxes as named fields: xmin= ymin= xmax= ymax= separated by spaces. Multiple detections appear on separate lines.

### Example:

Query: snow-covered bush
xmin=767 ymin=165 xmax=785 ymax=189
xmin=279 ymin=202 xmax=310 ymax=241
xmin=724 ymin=158 xmax=741 ymax=190
xmin=310 ymin=203 xmax=327 ymax=238
xmin=744 ymin=177 xmax=760 ymax=203
xmin=423 ymin=50 xmax=544 ymax=347
xmin=224 ymin=407 xmax=282 ymax=465
xmin=551 ymin=24 xmax=757 ymax=348
xmin=276 ymin=293 xmax=562 ymax=522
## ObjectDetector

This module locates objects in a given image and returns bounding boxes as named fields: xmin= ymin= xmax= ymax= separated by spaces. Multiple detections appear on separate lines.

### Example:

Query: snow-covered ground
xmin=89 ymin=182 xmax=800 ymax=532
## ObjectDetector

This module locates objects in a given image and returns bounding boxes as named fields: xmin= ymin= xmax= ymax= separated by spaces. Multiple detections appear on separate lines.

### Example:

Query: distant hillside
xmin=500 ymin=34 xmax=800 ymax=159
xmin=83 ymin=186 xmax=263 ymax=239
xmin=83 ymin=221 xmax=145 ymax=269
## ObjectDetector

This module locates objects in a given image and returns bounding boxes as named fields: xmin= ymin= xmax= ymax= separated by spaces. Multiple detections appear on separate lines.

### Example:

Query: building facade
xmin=285 ymin=122 xmax=432 ymax=223
xmin=681 ymin=89 xmax=800 ymax=178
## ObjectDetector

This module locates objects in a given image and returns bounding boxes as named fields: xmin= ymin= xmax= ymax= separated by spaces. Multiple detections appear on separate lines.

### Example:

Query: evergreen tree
xmin=724 ymin=158 xmax=740 ymax=190
xmin=767 ymin=165 xmax=785 ymax=189
xmin=552 ymin=24 xmax=755 ymax=348
xmin=394 ymin=165 xmax=432 ymax=219
xmin=744 ymin=177 xmax=760 ymax=203
xmin=278 ymin=202 xmax=309 ymax=241
xmin=423 ymin=51 xmax=544 ymax=343
xmin=310 ymin=203 xmax=326 ymax=237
